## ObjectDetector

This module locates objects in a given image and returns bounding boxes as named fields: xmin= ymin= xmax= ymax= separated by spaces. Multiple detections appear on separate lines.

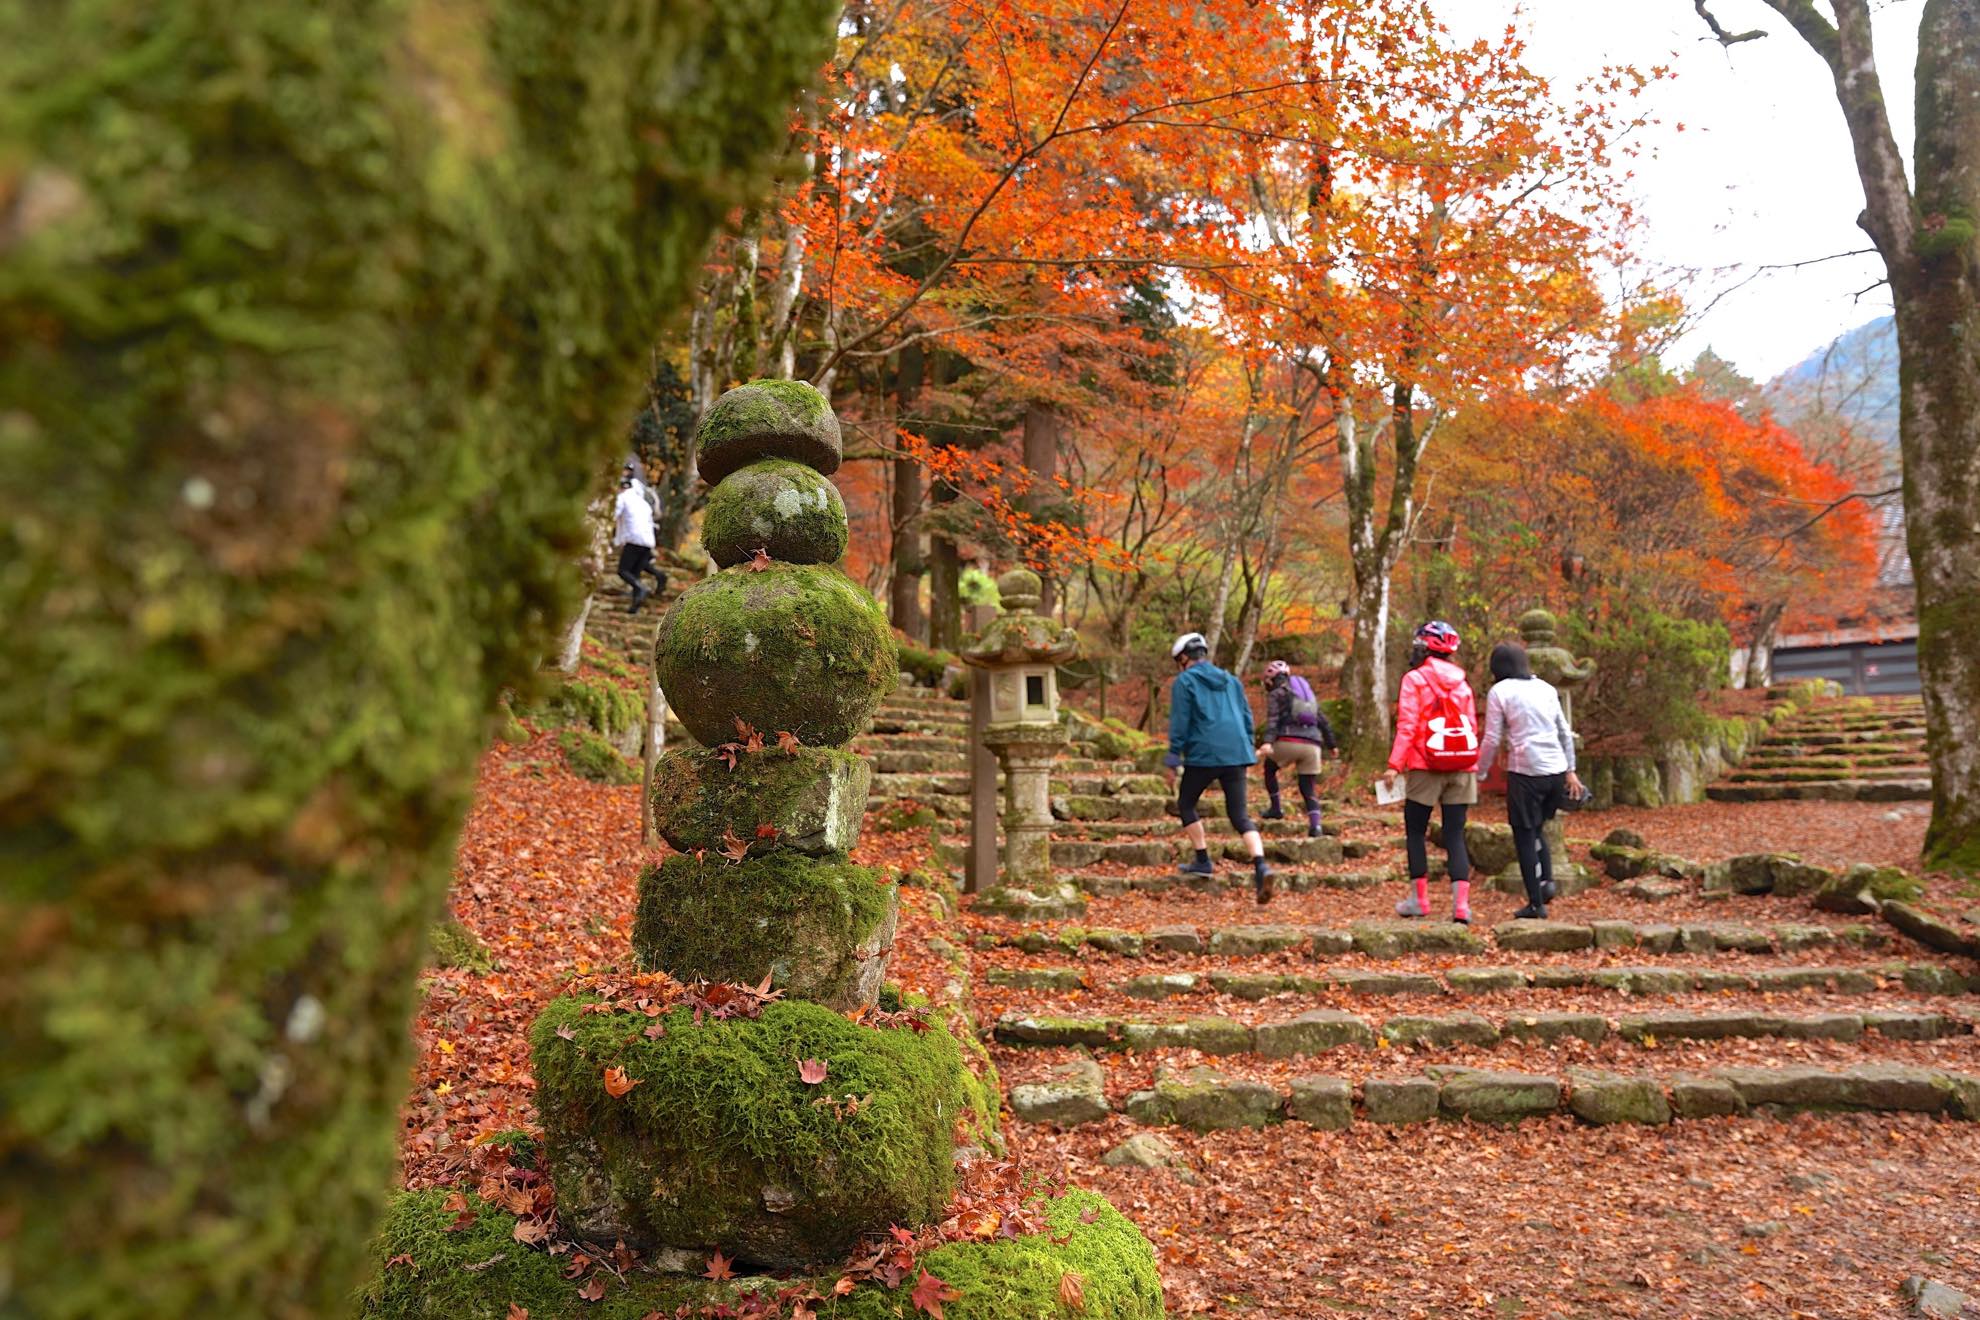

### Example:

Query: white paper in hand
xmin=1373 ymin=776 xmax=1407 ymax=806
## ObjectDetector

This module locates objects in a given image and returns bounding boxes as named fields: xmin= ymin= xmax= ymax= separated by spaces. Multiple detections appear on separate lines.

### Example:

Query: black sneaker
xmin=1177 ymin=857 xmax=1216 ymax=877
xmin=1512 ymin=903 xmax=1549 ymax=920
xmin=1259 ymin=805 xmax=1285 ymax=821
xmin=627 ymin=585 xmax=648 ymax=614
xmin=1253 ymin=866 xmax=1276 ymax=904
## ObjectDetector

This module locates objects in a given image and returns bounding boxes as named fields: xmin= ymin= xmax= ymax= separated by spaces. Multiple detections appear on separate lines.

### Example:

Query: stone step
xmin=1708 ymin=779 xmax=1932 ymax=803
xmin=973 ymin=918 xmax=1905 ymax=962
xmin=1007 ymin=1061 xmax=1980 ymax=1131
xmin=983 ymin=960 xmax=1971 ymax=1002
xmin=992 ymin=1006 xmax=1974 ymax=1055
xmin=853 ymin=733 xmax=969 ymax=755
xmin=1755 ymin=729 xmax=1926 ymax=749
xmin=932 ymin=818 xmax=1339 ymax=843
xmin=868 ymin=716 xmax=970 ymax=736
xmin=1725 ymin=765 xmax=1931 ymax=784
xmin=1739 ymin=752 xmax=1929 ymax=770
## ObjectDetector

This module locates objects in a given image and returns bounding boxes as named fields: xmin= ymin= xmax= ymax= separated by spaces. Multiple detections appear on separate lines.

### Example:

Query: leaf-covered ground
xmin=401 ymin=694 xmax=1979 ymax=1317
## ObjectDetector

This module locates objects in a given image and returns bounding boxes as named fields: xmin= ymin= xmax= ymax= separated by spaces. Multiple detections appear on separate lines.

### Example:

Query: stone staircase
xmin=1708 ymin=694 xmax=1931 ymax=802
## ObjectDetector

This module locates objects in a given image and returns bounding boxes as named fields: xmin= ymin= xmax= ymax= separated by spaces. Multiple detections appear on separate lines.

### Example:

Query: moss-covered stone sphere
xmin=696 ymin=378 xmax=842 ymax=485
xmin=532 ymin=998 xmax=979 ymax=1266
xmin=654 ymin=562 xmax=895 ymax=747
xmin=702 ymin=458 xmax=848 ymax=567
xmin=632 ymin=852 xmax=897 ymax=1010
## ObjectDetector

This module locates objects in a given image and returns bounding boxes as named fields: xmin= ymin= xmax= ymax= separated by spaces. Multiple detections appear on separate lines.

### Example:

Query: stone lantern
xmin=1519 ymin=609 xmax=1596 ymax=745
xmin=960 ymin=569 xmax=1079 ymax=887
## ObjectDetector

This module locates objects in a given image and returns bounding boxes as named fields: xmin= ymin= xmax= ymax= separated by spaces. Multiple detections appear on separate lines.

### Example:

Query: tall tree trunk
xmin=1742 ymin=600 xmax=1786 ymax=688
xmin=888 ymin=344 xmax=927 ymax=640
xmin=1021 ymin=399 xmax=1062 ymax=614
xmin=1732 ymin=0 xmax=1980 ymax=866
xmin=0 ymin=2 xmax=839 ymax=1313
xmin=928 ymin=516 xmax=962 ymax=650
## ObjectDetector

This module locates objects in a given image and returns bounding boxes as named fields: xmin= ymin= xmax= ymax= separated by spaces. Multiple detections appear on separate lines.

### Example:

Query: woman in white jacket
xmin=1477 ymin=641 xmax=1585 ymax=919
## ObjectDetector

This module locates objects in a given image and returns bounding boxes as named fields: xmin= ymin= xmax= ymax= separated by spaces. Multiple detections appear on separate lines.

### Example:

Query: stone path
xmin=1709 ymin=694 xmax=1930 ymax=802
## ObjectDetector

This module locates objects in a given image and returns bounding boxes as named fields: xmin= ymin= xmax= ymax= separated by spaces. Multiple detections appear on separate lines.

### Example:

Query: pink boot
xmin=1396 ymin=875 xmax=1431 ymax=918
xmin=1451 ymin=879 xmax=1472 ymax=925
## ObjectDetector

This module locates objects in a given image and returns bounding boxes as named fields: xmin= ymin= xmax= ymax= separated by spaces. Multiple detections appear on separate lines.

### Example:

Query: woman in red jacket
xmin=1379 ymin=621 xmax=1480 ymax=923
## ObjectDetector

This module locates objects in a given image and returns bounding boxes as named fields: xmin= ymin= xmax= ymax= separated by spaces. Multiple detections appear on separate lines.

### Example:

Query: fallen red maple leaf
xmin=602 ymin=1066 xmax=640 ymax=1098
xmin=713 ymin=743 xmax=741 ymax=771
xmin=746 ymin=547 xmax=772 ymax=572
xmin=755 ymin=822 xmax=781 ymax=840
xmin=777 ymin=729 xmax=802 ymax=755
xmin=1058 ymin=1269 xmax=1086 ymax=1311
xmin=910 ymin=1269 xmax=960 ymax=1318
xmin=833 ymin=1277 xmax=857 ymax=1296
xmin=704 ymin=1249 xmax=736 ymax=1281
xmin=718 ymin=828 xmax=750 ymax=863
xmin=576 ymin=1275 xmax=606 ymax=1301
xmin=385 ymin=1253 xmax=414 ymax=1270
xmin=798 ymin=1058 xmax=829 ymax=1085
xmin=512 ymin=1218 xmax=551 ymax=1245
xmin=507 ymin=1305 xmax=529 ymax=1320
xmin=554 ymin=1024 xmax=577 ymax=1041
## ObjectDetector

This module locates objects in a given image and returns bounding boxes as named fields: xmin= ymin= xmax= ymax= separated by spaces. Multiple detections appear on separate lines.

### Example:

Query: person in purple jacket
xmin=1254 ymin=660 xmax=1337 ymax=838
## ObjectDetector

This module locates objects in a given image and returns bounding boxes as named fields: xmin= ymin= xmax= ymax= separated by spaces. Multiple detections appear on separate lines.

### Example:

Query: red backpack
xmin=1414 ymin=664 xmax=1480 ymax=773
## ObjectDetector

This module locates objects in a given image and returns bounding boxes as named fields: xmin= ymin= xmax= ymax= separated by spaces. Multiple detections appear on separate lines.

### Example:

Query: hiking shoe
xmin=1259 ymin=805 xmax=1285 ymax=821
xmin=1306 ymin=824 xmax=1324 ymax=838
xmin=627 ymin=585 xmax=648 ymax=614
xmin=1177 ymin=857 xmax=1216 ymax=878
xmin=1512 ymin=903 xmax=1549 ymax=920
xmin=1394 ymin=895 xmax=1429 ymax=918
xmin=1254 ymin=867 xmax=1276 ymax=905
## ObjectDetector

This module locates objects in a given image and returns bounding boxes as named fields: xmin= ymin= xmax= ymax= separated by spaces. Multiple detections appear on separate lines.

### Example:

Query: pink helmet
xmin=1415 ymin=620 xmax=1461 ymax=655
xmin=1264 ymin=659 xmax=1291 ymax=679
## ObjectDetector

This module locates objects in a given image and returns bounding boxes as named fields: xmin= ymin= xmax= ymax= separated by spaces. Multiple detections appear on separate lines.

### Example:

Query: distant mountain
xmin=1764 ymin=315 xmax=1898 ymax=448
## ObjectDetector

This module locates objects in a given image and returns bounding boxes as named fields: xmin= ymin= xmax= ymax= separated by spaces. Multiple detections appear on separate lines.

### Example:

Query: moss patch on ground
xmin=427 ymin=919 xmax=494 ymax=974
xmin=358 ymin=1188 xmax=1161 ymax=1319
xmin=557 ymin=727 xmax=640 ymax=784
xmin=530 ymin=998 xmax=974 ymax=1266
xmin=653 ymin=563 xmax=896 ymax=748
xmin=631 ymin=852 xmax=897 ymax=1009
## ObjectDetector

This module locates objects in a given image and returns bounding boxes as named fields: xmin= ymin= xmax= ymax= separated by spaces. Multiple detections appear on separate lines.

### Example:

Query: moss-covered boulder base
xmin=703 ymin=458 xmax=849 ymax=567
xmin=696 ymin=379 xmax=843 ymax=485
xmin=531 ymin=998 xmax=980 ymax=1267
xmin=650 ymin=743 xmax=870 ymax=855
xmin=359 ymin=1187 xmax=1159 ymax=1319
xmin=654 ymin=562 xmax=896 ymax=748
xmin=632 ymin=854 xmax=899 ymax=1010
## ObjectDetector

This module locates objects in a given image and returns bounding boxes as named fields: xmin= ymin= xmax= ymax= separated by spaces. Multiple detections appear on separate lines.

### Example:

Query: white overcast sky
xmin=1449 ymin=0 xmax=1920 ymax=381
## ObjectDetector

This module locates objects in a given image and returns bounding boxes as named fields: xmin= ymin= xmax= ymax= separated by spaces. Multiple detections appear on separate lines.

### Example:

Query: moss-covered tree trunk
xmin=0 ymin=2 xmax=837 ymax=1315
xmin=1719 ymin=0 xmax=1980 ymax=868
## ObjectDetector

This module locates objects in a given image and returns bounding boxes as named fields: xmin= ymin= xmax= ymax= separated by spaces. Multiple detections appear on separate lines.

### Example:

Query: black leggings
xmin=1177 ymin=765 xmax=1255 ymax=834
xmin=1262 ymin=761 xmax=1320 ymax=810
xmin=616 ymin=543 xmax=667 ymax=593
xmin=1402 ymin=799 xmax=1470 ymax=882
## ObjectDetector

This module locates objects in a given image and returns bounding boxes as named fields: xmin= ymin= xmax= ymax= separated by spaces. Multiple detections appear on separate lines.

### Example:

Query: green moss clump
xmin=653 ymin=563 xmax=896 ymax=748
xmin=696 ymin=379 xmax=842 ymax=485
xmin=896 ymin=641 xmax=957 ymax=688
xmin=474 ymin=1128 xmax=541 ymax=1171
xmin=357 ymin=1188 xmax=1160 ymax=1318
xmin=873 ymin=801 xmax=940 ymax=833
xmin=534 ymin=677 xmax=645 ymax=754
xmin=822 ymin=1190 xmax=1164 ymax=1320
xmin=427 ymin=920 xmax=495 ymax=974
xmin=649 ymin=743 xmax=869 ymax=855
xmin=631 ymin=852 xmax=897 ymax=1009
xmin=0 ymin=0 xmax=840 ymax=1309
xmin=557 ymin=727 xmax=640 ymax=784
xmin=702 ymin=458 xmax=849 ymax=567
xmin=531 ymin=998 xmax=973 ymax=1266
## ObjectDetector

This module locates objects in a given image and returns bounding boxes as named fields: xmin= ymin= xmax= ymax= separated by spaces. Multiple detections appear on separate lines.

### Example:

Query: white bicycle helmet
xmin=1170 ymin=631 xmax=1209 ymax=659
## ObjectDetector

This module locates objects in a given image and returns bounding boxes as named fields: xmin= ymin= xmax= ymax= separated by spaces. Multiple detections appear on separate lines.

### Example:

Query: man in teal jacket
xmin=1165 ymin=632 xmax=1275 ymax=902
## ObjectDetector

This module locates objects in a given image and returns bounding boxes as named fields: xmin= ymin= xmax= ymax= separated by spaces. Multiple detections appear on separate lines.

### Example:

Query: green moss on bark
xmin=531 ymin=998 xmax=973 ymax=1266
xmin=653 ymin=562 xmax=897 ymax=748
xmin=0 ymin=1 xmax=839 ymax=1313
xmin=358 ymin=1188 xmax=1160 ymax=1318
xmin=631 ymin=852 xmax=898 ymax=1009
xmin=702 ymin=458 xmax=849 ymax=567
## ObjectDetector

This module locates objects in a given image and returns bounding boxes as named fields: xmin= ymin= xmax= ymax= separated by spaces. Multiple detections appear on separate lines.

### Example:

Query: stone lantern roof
xmin=960 ymin=569 xmax=1079 ymax=668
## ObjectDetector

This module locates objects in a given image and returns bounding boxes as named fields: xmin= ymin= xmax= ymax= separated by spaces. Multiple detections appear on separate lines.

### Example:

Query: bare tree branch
xmin=1692 ymin=0 xmax=1768 ymax=45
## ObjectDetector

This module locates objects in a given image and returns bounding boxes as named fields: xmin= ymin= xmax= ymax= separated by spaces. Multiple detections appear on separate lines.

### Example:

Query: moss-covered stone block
xmin=696 ymin=379 xmax=843 ymax=485
xmin=534 ymin=676 xmax=647 ymax=757
xmin=632 ymin=853 xmax=897 ymax=1010
xmin=650 ymin=743 xmax=869 ymax=855
xmin=702 ymin=458 xmax=849 ymax=567
xmin=558 ymin=726 xmax=641 ymax=784
xmin=359 ymin=1188 xmax=1162 ymax=1319
xmin=654 ymin=563 xmax=895 ymax=748
xmin=531 ymin=998 xmax=972 ymax=1267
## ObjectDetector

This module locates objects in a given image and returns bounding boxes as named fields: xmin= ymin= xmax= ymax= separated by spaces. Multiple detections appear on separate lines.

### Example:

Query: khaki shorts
xmin=1405 ymin=769 xmax=1478 ymax=807
xmin=1266 ymin=740 xmax=1324 ymax=774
